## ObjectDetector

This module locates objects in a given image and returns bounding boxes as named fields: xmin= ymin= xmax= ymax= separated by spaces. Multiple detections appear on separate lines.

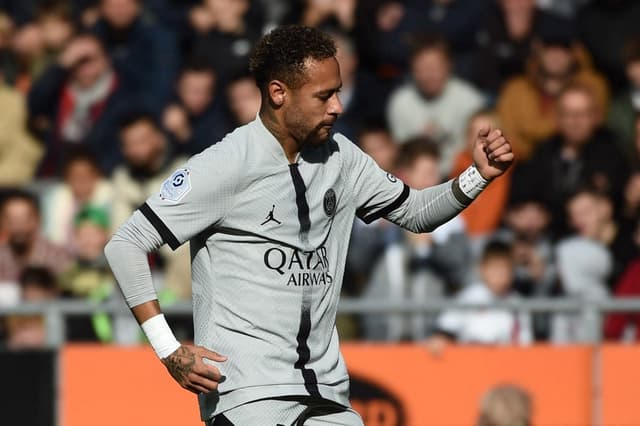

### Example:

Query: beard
xmin=8 ymin=235 xmax=32 ymax=257
xmin=285 ymin=111 xmax=334 ymax=147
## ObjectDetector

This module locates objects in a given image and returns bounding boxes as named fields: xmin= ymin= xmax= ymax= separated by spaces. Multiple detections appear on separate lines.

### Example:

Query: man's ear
xmin=267 ymin=80 xmax=287 ymax=107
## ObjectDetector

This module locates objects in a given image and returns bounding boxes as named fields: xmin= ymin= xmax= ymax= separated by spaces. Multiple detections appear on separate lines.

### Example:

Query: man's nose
xmin=328 ymin=93 xmax=343 ymax=116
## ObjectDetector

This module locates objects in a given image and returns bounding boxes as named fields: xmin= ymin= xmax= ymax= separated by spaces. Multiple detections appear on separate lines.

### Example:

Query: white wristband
xmin=458 ymin=165 xmax=489 ymax=200
xmin=140 ymin=314 xmax=181 ymax=359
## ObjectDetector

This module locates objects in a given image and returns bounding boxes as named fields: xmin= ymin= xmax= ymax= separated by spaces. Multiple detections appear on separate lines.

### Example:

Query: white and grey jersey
xmin=106 ymin=116 xmax=475 ymax=420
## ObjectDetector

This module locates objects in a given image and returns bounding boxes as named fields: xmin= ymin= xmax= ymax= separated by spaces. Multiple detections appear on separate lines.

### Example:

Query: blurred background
xmin=0 ymin=0 xmax=639 ymax=425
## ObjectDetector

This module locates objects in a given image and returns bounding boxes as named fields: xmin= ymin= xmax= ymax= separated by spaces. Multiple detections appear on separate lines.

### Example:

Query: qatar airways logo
xmin=263 ymin=245 xmax=334 ymax=286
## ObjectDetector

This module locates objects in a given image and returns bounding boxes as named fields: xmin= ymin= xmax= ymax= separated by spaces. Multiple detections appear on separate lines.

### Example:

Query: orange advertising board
xmin=601 ymin=344 xmax=640 ymax=426
xmin=60 ymin=344 xmax=612 ymax=426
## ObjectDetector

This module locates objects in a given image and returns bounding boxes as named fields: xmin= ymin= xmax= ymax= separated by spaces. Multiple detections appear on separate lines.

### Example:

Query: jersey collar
xmin=251 ymin=114 xmax=301 ymax=164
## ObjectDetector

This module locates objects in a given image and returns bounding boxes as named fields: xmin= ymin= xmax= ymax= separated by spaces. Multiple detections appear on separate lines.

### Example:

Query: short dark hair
xmin=118 ymin=110 xmax=159 ymax=133
xmin=19 ymin=266 xmax=57 ymax=291
xmin=410 ymin=33 xmax=450 ymax=61
xmin=249 ymin=25 xmax=336 ymax=93
xmin=180 ymin=59 xmax=216 ymax=77
xmin=481 ymin=240 xmax=513 ymax=263
xmin=62 ymin=147 xmax=101 ymax=177
xmin=396 ymin=136 xmax=440 ymax=169
xmin=0 ymin=188 xmax=40 ymax=216
xmin=567 ymin=185 xmax=611 ymax=205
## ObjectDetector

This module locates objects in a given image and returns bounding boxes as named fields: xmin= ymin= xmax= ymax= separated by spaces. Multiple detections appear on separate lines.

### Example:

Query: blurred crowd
xmin=0 ymin=0 xmax=639 ymax=349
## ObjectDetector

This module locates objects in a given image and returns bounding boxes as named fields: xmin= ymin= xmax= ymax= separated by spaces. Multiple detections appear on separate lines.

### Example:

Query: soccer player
xmin=104 ymin=25 xmax=514 ymax=425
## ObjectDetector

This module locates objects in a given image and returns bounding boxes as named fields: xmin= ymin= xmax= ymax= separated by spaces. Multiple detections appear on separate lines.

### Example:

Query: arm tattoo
xmin=163 ymin=346 xmax=196 ymax=382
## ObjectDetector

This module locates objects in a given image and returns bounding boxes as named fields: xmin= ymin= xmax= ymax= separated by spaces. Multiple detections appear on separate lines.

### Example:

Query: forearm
xmin=104 ymin=211 xmax=180 ymax=357
xmin=131 ymin=299 xmax=162 ymax=324
xmin=104 ymin=210 xmax=164 ymax=308
xmin=389 ymin=166 xmax=487 ymax=233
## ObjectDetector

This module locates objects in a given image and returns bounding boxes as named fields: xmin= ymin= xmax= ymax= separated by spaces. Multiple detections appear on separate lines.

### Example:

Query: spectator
xmin=512 ymin=84 xmax=628 ymax=238
xmin=500 ymin=198 xmax=555 ymax=296
xmin=110 ymin=111 xmax=191 ymax=299
xmin=330 ymin=30 xmax=385 ymax=140
xmin=92 ymin=0 xmax=179 ymax=110
xmin=471 ymin=0 xmax=574 ymax=98
xmin=111 ymin=111 xmax=186 ymax=228
xmin=356 ymin=124 xmax=398 ymax=173
xmin=608 ymin=37 xmax=640 ymax=159
xmin=190 ymin=0 xmax=260 ymax=86
xmin=566 ymin=188 xmax=638 ymax=290
xmin=10 ymin=20 xmax=46 ymax=92
xmin=5 ymin=266 xmax=59 ymax=349
xmin=476 ymin=384 xmax=533 ymax=426
xmin=361 ymin=138 xmax=471 ymax=341
xmin=0 ymin=12 xmax=19 ymax=85
xmin=577 ymin=0 xmax=640 ymax=92
xmin=162 ymin=62 xmax=232 ymax=155
xmin=28 ymin=33 xmax=132 ymax=175
xmin=0 ymin=71 xmax=42 ymax=186
xmin=496 ymin=196 xmax=556 ymax=340
xmin=285 ymin=0 xmax=356 ymax=32
xmin=604 ymin=257 xmax=640 ymax=341
xmin=345 ymin=125 xmax=399 ymax=294
xmin=55 ymin=204 xmax=141 ymax=343
xmin=59 ymin=205 xmax=113 ymax=297
xmin=427 ymin=240 xmax=532 ymax=350
xmin=387 ymin=34 xmax=485 ymax=175
xmin=341 ymin=124 xmax=400 ymax=340
xmin=551 ymin=236 xmax=610 ymax=343
xmin=226 ymin=71 xmax=261 ymax=126
xmin=622 ymin=117 xmax=640 ymax=223
xmin=0 ymin=0 xmax=37 ymax=27
xmin=41 ymin=149 xmax=113 ymax=247
xmin=36 ymin=1 xmax=76 ymax=64
xmin=497 ymin=26 xmax=609 ymax=160
xmin=354 ymin=0 xmax=490 ymax=85
xmin=0 ymin=190 xmax=72 ymax=285
xmin=450 ymin=110 xmax=510 ymax=241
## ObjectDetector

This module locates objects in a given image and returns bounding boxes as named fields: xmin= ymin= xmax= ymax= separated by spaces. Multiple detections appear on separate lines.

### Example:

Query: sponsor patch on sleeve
xmin=159 ymin=168 xmax=191 ymax=202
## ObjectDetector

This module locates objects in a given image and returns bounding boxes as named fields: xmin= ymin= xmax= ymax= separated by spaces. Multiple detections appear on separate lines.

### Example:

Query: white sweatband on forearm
xmin=140 ymin=314 xmax=181 ymax=359
xmin=457 ymin=164 xmax=488 ymax=200
xmin=386 ymin=166 xmax=489 ymax=234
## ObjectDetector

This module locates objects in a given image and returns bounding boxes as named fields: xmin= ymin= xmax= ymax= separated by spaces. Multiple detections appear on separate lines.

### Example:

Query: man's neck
xmin=259 ymin=110 xmax=300 ymax=163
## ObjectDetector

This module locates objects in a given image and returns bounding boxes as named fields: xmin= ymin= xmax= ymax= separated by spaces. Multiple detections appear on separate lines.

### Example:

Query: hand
xmin=161 ymin=344 xmax=227 ymax=394
xmin=58 ymin=37 xmax=97 ymax=68
xmin=163 ymin=105 xmax=191 ymax=142
xmin=472 ymin=126 xmax=514 ymax=181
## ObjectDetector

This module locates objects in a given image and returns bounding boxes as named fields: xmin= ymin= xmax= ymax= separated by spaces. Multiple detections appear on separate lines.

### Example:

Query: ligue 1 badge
xmin=160 ymin=168 xmax=192 ymax=202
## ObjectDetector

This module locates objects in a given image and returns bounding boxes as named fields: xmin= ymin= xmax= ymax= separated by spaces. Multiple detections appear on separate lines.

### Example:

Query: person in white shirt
xmin=428 ymin=240 xmax=532 ymax=352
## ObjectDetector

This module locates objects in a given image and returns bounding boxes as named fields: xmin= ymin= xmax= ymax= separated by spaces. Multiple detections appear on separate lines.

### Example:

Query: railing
xmin=3 ymin=297 xmax=640 ymax=346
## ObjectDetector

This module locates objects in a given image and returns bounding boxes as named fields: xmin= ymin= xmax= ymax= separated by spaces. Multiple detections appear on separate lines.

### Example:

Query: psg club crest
xmin=324 ymin=188 xmax=336 ymax=217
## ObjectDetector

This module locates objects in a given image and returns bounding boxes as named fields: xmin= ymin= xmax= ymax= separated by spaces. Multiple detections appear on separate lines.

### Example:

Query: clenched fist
xmin=472 ymin=126 xmax=514 ymax=181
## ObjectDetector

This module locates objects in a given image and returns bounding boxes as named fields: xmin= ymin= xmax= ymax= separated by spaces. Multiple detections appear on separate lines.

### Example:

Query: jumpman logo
xmin=261 ymin=205 xmax=282 ymax=226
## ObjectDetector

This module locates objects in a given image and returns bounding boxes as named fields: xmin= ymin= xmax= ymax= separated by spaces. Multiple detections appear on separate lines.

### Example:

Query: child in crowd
xmin=428 ymin=241 xmax=532 ymax=352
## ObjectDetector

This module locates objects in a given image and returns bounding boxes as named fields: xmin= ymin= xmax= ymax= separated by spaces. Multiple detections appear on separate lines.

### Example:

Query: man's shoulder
xmin=447 ymin=77 xmax=483 ymax=102
xmin=388 ymin=83 xmax=421 ymax=106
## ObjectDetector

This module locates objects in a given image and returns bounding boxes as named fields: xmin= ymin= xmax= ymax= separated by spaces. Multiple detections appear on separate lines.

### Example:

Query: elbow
xmin=403 ymin=220 xmax=437 ymax=234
